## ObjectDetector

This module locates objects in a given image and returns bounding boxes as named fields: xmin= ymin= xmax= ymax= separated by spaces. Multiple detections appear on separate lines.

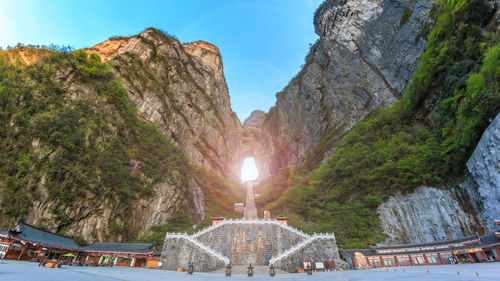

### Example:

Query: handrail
xmin=268 ymin=234 xmax=335 ymax=265
xmin=166 ymin=233 xmax=230 ymax=264
xmin=191 ymin=219 xmax=311 ymax=239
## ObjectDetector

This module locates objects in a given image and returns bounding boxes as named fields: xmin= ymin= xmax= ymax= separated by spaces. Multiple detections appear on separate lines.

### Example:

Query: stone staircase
xmin=269 ymin=233 xmax=335 ymax=265
xmin=161 ymin=219 xmax=341 ymax=272
xmin=165 ymin=233 xmax=230 ymax=264
xmin=191 ymin=218 xmax=309 ymax=239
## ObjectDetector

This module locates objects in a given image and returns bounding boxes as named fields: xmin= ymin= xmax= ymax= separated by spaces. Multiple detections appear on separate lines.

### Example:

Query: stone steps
xmin=210 ymin=265 xmax=289 ymax=275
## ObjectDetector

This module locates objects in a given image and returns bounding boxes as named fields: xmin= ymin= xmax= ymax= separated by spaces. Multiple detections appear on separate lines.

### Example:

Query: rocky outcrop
xmin=17 ymin=28 xmax=244 ymax=241
xmin=86 ymin=29 xmax=241 ymax=176
xmin=377 ymin=186 xmax=486 ymax=244
xmin=249 ymin=0 xmax=433 ymax=174
xmin=378 ymin=113 xmax=500 ymax=244
xmin=461 ymin=113 xmax=500 ymax=232
xmin=243 ymin=110 xmax=266 ymax=128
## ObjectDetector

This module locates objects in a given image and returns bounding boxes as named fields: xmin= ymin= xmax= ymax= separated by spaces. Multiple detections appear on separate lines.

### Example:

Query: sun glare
xmin=241 ymin=157 xmax=259 ymax=182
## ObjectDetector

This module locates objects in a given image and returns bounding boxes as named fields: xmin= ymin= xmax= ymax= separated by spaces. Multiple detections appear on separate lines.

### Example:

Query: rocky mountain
xmin=0 ymin=0 xmax=498 ymax=249
xmin=84 ymin=29 xmax=241 ymax=177
xmin=247 ymin=0 xmax=499 ymax=248
xmin=0 ymin=28 xmax=245 ymax=242
xmin=379 ymin=112 xmax=499 ymax=244
xmin=246 ymin=0 xmax=433 ymax=177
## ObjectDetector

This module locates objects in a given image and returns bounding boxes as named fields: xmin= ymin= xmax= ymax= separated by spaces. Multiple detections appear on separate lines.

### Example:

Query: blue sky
xmin=0 ymin=0 xmax=322 ymax=121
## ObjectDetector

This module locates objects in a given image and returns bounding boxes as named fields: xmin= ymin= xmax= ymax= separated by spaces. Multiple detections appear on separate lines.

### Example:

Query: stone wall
xmin=195 ymin=221 xmax=305 ymax=266
xmin=160 ymin=237 xmax=226 ymax=272
xmin=160 ymin=219 xmax=343 ymax=272
xmin=272 ymin=238 xmax=347 ymax=272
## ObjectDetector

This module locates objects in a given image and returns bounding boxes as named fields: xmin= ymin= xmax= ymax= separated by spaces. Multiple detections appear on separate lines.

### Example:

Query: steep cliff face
xmin=0 ymin=28 xmax=243 ymax=242
xmin=85 ymin=29 xmax=241 ymax=177
xmin=251 ymin=0 xmax=433 ymax=174
xmin=378 ymin=113 xmax=500 ymax=244
xmin=461 ymin=112 xmax=500 ymax=232
xmin=377 ymin=186 xmax=486 ymax=244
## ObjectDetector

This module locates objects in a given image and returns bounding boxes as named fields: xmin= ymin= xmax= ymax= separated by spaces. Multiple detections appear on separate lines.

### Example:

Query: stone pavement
xmin=1 ymin=260 xmax=500 ymax=281
xmin=210 ymin=265 xmax=289 ymax=275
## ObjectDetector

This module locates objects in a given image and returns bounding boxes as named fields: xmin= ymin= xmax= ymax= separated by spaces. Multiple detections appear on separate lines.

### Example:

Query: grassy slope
xmin=0 ymin=48 xmax=190 ymax=241
xmin=266 ymin=0 xmax=499 ymax=249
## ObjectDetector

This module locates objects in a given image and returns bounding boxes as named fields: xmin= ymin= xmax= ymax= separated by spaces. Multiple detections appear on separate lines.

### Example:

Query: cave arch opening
xmin=240 ymin=157 xmax=259 ymax=182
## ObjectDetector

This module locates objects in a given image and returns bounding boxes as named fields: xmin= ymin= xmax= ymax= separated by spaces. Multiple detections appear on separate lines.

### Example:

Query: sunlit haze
xmin=241 ymin=157 xmax=259 ymax=182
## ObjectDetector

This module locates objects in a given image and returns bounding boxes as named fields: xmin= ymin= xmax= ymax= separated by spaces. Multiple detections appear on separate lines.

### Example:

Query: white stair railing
xmin=166 ymin=233 xmax=230 ymax=264
xmin=191 ymin=219 xmax=310 ymax=239
xmin=269 ymin=233 xmax=335 ymax=265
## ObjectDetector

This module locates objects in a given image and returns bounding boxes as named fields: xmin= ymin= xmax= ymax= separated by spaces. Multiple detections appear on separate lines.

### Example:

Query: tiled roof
xmin=7 ymin=221 xmax=159 ymax=255
xmin=10 ymin=222 xmax=80 ymax=249
xmin=341 ymin=249 xmax=376 ymax=258
xmin=83 ymin=242 xmax=157 ymax=254
xmin=478 ymin=232 xmax=500 ymax=246
xmin=0 ymin=230 xmax=8 ymax=236
xmin=373 ymin=234 xmax=479 ymax=250
xmin=342 ymin=232 xmax=500 ymax=258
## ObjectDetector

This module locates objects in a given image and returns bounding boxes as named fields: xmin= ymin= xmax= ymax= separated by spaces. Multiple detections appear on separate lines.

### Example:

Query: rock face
xmin=461 ymin=113 xmax=500 ymax=232
xmin=19 ymin=28 xmax=244 ymax=241
xmin=86 ymin=29 xmax=241 ymax=176
xmin=243 ymin=110 xmax=266 ymax=128
xmin=247 ymin=0 xmax=433 ymax=174
xmin=377 ymin=186 xmax=486 ymax=244
xmin=378 ymin=113 xmax=500 ymax=244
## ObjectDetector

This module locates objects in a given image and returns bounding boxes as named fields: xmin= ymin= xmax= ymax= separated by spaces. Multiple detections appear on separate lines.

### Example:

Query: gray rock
xmin=377 ymin=186 xmax=486 ymax=245
xmin=250 ymin=0 xmax=433 ymax=173
xmin=462 ymin=113 xmax=500 ymax=232
xmin=378 ymin=113 xmax=500 ymax=244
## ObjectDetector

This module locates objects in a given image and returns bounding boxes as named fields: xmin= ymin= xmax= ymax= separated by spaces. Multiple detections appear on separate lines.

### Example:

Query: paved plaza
xmin=1 ymin=260 xmax=500 ymax=281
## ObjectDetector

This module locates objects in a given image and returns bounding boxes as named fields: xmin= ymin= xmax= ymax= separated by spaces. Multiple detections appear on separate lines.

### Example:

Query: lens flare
xmin=204 ymin=127 xmax=292 ymax=212
xmin=241 ymin=157 xmax=259 ymax=182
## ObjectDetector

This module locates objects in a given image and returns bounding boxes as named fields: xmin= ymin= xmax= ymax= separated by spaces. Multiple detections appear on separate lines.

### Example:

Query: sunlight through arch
xmin=241 ymin=157 xmax=259 ymax=182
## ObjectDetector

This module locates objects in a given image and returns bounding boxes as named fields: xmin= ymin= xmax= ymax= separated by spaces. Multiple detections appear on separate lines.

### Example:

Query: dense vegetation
xmin=0 ymin=48 xmax=189 ymax=241
xmin=269 ymin=0 xmax=499 ymax=248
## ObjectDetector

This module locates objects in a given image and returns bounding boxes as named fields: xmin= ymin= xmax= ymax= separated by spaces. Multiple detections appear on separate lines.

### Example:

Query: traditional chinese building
xmin=343 ymin=230 xmax=500 ymax=269
xmin=0 ymin=221 xmax=159 ymax=267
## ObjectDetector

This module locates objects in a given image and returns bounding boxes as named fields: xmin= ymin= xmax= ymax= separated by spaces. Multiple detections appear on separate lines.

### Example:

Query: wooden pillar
xmin=57 ymin=250 xmax=63 ymax=262
xmin=423 ymin=254 xmax=429 ymax=265
xmin=5 ymin=240 xmax=14 ymax=258
xmin=366 ymin=257 xmax=370 ymax=267
xmin=394 ymin=256 xmax=400 ymax=266
xmin=379 ymin=256 xmax=385 ymax=267
xmin=467 ymin=253 xmax=474 ymax=263
xmin=351 ymin=257 xmax=356 ymax=268
xmin=18 ymin=243 xmax=28 ymax=260
xmin=479 ymin=250 xmax=488 ymax=262
xmin=437 ymin=252 xmax=444 ymax=264
xmin=495 ymin=247 xmax=500 ymax=260
xmin=409 ymin=255 xmax=414 ymax=266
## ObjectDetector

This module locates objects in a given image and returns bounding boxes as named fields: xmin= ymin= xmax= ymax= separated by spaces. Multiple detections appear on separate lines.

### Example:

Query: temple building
xmin=0 ymin=221 xmax=160 ymax=267
xmin=343 ymin=222 xmax=500 ymax=269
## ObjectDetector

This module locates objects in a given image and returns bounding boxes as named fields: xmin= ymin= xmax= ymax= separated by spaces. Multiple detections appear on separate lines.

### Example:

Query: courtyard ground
xmin=1 ymin=260 xmax=499 ymax=281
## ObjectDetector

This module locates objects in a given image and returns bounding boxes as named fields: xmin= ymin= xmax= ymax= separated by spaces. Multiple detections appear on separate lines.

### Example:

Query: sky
xmin=0 ymin=0 xmax=322 ymax=122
